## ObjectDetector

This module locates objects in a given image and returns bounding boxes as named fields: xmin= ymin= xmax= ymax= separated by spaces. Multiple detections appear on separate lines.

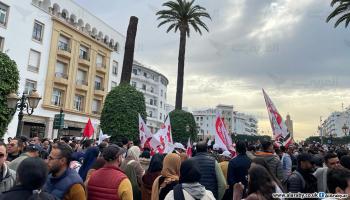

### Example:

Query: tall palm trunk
xmin=175 ymin=28 xmax=187 ymax=110
xmin=120 ymin=16 xmax=138 ymax=84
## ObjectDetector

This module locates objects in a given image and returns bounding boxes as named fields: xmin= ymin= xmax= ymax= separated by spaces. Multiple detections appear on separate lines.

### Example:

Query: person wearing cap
xmin=174 ymin=143 xmax=186 ymax=153
xmin=87 ymin=144 xmax=133 ymax=200
xmin=8 ymin=143 xmax=41 ymax=172
xmin=219 ymin=150 xmax=231 ymax=180
xmin=286 ymin=153 xmax=317 ymax=193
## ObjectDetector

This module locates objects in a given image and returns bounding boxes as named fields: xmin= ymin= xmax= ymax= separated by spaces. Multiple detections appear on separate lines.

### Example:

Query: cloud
xmin=74 ymin=0 xmax=350 ymax=140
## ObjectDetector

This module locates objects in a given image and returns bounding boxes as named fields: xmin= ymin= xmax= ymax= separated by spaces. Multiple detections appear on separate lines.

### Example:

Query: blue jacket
xmin=44 ymin=168 xmax=83 ymax=199
xmin=227 ymin=153 xmax=251 ymax=188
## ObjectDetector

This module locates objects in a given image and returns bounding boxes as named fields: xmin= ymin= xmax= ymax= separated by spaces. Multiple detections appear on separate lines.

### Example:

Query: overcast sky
xmin=75 ymin=0 xmax=350 ymax=141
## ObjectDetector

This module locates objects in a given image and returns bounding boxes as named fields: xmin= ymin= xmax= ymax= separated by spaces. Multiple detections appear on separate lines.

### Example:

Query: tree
xmin=120 ymin=16 xmax=138 ymax=84
xmin=100 ymin=84 xmax=147 ymax=142
xmin=326 ymin=0 xmax=350 ymax=28
xmin=0 ymin=52 xmax=19 ymax=137
xmin=156 ymin=0 xmax=211 ymax=110
xmin=169 ymin=109 xmax=197 ymax=144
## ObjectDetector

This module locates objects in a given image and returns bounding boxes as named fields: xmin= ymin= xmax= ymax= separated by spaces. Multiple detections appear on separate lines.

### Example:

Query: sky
xmin=74 ymin=0 xmax=350 ymax=141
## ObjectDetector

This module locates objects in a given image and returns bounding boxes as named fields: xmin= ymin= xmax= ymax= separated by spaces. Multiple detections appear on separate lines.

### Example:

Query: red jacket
xmin=87 ymin=165 xmax=127 ymax=200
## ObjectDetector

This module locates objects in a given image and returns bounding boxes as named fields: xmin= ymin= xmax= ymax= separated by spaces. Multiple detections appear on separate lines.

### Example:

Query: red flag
xmin=186 ymin=137 xmax=192 ymax=158
xmin=83 ymin=118 xmax=94 ymax=138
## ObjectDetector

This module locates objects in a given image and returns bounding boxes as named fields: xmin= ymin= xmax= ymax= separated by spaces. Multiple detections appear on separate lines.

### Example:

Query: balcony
xmin=76 ymin=80 xmax=88 ymax=91
xmin=94 ymin=85 xmax=105 ymax=96
xmin=96 ymin=63 xmax=106 ymax=73
xmin=92 ymin=110 xmax=101 ymax=115
xmin=54 ymin=72 xmax=68 ymax=84
xmin=57 ymin=42 xmax=71 ymax=58
xmin=78 ymin=54 xmax=90 ymax=66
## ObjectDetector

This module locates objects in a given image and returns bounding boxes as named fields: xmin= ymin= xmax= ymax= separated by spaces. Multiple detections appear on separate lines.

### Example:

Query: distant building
xmin=233 ymin=112 xmax=258 ymax=136
xmin=285 ymin=114 xmax=294 ymax=139
xmin=320 ymin=107 xmax=350 ymax=137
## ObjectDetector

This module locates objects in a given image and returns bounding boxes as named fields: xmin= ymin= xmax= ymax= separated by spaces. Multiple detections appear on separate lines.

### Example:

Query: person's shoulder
xmin=203 ymin=190 xmax=216 ymax=200
xmin=164 ymin=190 xmax=175 ymax=200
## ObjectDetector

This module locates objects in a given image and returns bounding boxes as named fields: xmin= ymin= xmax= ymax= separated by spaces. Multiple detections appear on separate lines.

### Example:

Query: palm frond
xmin=334 ymin=13 xmax=350 ymax=27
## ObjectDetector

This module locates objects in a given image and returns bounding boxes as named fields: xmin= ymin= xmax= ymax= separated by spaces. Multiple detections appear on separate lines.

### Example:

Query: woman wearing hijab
xmin=78 ymin=146 xmax=99 ymax=181
xmin=152 ymin=153 xmax=181 ymax=200
xmin=141 ymin=154 xmax=164 ymax=200
xmin=164 ymin=159 xmax=215 ymax=200
xmin=121 ymin=146 xmax=145 ymax=200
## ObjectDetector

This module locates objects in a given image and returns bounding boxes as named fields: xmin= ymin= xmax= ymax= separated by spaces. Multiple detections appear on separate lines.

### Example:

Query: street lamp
xmin=342 ymin=123 xmax=349 ymax=136
xmin=6 ymin=89 xmax=42 ymax=137
xmin=185 ymin=125 xmax=190 ymax=132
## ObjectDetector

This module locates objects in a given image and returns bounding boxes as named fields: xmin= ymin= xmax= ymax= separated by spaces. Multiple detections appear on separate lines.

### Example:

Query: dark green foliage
xmin=231 ymin=134 xmax=271 ymax=143
xmin=100 ymin=84 xmax=147 ymax=142
xmin=0 ymin=53 xmax=19 ymax=138
xmin=305 ymin=135 xmax=350 ymax=145
xmin=169 ymin=109 xmax=197 ymax=144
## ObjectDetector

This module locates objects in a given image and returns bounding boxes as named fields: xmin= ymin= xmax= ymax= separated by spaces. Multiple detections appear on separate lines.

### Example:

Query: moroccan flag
xmin=83 ymin=118 xmax=94 ymax=138
xmin=215 ymin=112 xmax=235 ymax=152
xmin=262 ymin=89 xmax=292 ymax=147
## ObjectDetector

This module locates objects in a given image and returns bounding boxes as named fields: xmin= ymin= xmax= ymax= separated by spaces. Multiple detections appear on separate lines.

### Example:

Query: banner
xmin=214 ymin=112 xmax=235 ymax=152
xmin=186 ymin=137 xmax=192 ymax=157
xmin=262 ymin=89 xmax=292 ymax=147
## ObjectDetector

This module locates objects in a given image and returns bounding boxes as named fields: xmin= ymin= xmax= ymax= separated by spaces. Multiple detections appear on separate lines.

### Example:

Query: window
xmin=142 ymin=84 xmax=146 ymax=91
xmin=0 ymin=36 xmax=3 ymax=52
xmin=160 ymin=101 xmax=162 ymax=108
xmin=111 ymin=81 xmax=117 ymax=88
xmin=74 ymin=95 xmax=84 ymax=111
xmin=150 ymin=87 xmax=154 ymax=93
xmin=143 ymin=72 xmax=147 ymax=77
xmin=112 ymin=61 xmax=118 ymax=75
xmin=58 ymin=35 xmax=70 ymax=52
xmin=28 ymin=49 xmax=41 ymax=72
xmin=161 ymin=78 xmax=167 ymax=86
xmin=160 ymin=113 xmax=162 ymax=120
xmin=92 ymin=99 xmax=101 ymax=114
xmin=149 ymin=111 xmax=153 ymax=118
xmin=131 ymin=81 xmax=137 ymax=88
xmin=76 ymin=69 xmax=87 ymax=85
xmin=79 ymin=45 xmax=89 ymax=60
xmin=165 ymin=92 xmax=167 ymax=99
xmin=51 ymin=88 xmax=63 ymax=106
xmin=55 ymin=61 xmax=67 ymax=78
xmin=24 ymin=80 xmax=37 ymax=94
xmin=132 ymin=68 xmax=138 ymax=75
xmin=154 ymin=100 xmax=157 ymax=106
xmin=95 ymin=76 xmax=102 ymax=90
xmin=150 ymin=99 xmax=154 ymax=105
xmin=0 ymin=2 xmax=9 ymax=27
xmin=161 ymin=90 xmax=163 ymax=97
xmin=96 ymin=54 xmax=103 ymax=68
xmin=32 ymin=20 xmax=44 ymax=42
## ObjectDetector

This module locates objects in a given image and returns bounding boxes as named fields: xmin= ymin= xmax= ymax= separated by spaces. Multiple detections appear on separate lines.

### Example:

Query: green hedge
xmin=169 ymin=109 xmax=197 ymax=144
xmin=305 ymin=135 xmax=350 ymax=145
xmin=100 ymin=84 xmax=146 ymax=142
xmin=0 ymin=53 xmax=19 ymax=138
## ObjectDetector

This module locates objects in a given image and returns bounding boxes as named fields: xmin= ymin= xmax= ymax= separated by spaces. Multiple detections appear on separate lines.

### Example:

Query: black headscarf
xmin=179 ymin=159 xmax=201 ymax=183
xmin=147 ymin=154 xmax=164 ymax=173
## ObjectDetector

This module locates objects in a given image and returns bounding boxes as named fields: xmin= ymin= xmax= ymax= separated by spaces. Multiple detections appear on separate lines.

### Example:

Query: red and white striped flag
xmin=215 ymin=112 xmax=235 ymax=153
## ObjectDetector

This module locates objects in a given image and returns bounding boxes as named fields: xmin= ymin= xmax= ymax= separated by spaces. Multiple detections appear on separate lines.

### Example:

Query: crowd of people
xmin=1 ymin=135 xmax=350 ymax=200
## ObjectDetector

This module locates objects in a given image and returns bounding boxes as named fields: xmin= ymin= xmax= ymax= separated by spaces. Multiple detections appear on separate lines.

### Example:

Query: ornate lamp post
xmin=342 ymin=123 xmax=349 ymax=136
xmin=6 ymin=89 xmax=42 ymax=137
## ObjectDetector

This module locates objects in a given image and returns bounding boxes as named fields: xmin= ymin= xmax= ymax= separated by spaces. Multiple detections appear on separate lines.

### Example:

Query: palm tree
xmin=327 ymin=0 xmax=350 ymax=28
xmin=156 ymin=0 xmax=211 ymax=110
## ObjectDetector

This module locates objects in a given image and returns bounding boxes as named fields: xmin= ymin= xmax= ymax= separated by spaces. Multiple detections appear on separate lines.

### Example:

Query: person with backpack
xmin=286 ymin=153 xmax=317 ymax=194
xmin=164 ymin=159 xmax=215 ymax=200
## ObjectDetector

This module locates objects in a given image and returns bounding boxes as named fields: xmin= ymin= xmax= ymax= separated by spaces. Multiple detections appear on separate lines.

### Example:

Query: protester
xmin=174 ymin=142 xmax=186 ymax=154
xmin=6 ymin=138 xmax=23 ymax=161
xmin=246 ymin=145 xmax=256 ymax=160
xmin=314 ymin=152 xmax=342 ymax=192
xmin=164 ymin=159 xmax=216 ymax=200
xmin=142 ymin=154 xmax=163 ymax=200
xmin=233 ymin=165 xmax=277 ymax=200
xmin=8 ymin=143 xmax=41 ymax=172
xmin=286 ymin=153 xmax=317 ymax=193
xmin=140 ymin=148 xmax=151 ymax=171
xmin=280 ymin=145 xmax=292 ymax=180
xmin=255 ymin=140 xmax=283 ymax=181
xmin=227 ymin=141 xmax=251 ymax=198
xmin=340 ymin=155 xmax=350 ymax=170
xmin=0 ymin=142 xmax=15 ymax=193
xmin=327 ymin=168 xmax=350 ymax=197
xmin=121 ymin=146 xmax=145 ymax=200
xmin=219 ymin=150 xmax=231 ymax=180
xmin=87 ymin=144 xmax=132 ymax=200
xmin=190 ymin=141 xmax=226 ymax=200
xmin=152 ymin=153 xmax=181 ymax=200
xmin=78 ymin=146 xmax=99 ymax=181
xmin=30 ymin=136 xmax=41 ymax=145
xmin=84 ymin=157 xmax=106 ymax=186
xmin=44 ymin=142 xmax=86 ymax=200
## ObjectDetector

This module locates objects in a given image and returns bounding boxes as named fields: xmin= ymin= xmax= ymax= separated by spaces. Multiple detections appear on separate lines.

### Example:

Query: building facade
xmin=2 ymin=0 xmax=125 ymax=139
xmin=320 ymin=107 xmax=350 ymax=137
xmin=193 ymin=104 xmax=258 ymax=139
xmin=131 ymin=61 xmax=169 ymax=133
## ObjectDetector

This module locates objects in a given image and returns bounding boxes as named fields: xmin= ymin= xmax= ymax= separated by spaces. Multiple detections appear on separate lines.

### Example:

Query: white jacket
xmin=164 ymin=189 xmax=216 ymax=200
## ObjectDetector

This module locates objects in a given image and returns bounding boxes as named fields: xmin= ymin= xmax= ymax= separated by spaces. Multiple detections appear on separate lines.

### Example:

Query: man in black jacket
xmin=287 ymin=153 xmax=317 ymax=194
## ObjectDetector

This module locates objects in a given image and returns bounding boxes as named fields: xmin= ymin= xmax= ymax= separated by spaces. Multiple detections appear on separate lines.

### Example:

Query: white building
xmin=320 ymin=107 xmax=350 ymax=137
xmin=2 ymin=0 xmax=125 ymax=139
xmin=131 ymin=61 xmax=169 ymax=133
xmin=193 ymin=104 xmax=258 ymax=139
